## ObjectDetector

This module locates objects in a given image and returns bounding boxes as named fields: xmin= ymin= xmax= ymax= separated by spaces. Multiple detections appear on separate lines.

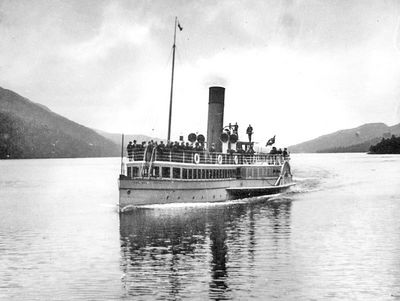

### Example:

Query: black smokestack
xmin=207 ymin=86 xmax=225 ymax=152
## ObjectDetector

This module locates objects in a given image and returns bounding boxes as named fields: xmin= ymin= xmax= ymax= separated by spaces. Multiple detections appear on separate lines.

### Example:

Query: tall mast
xmin=167 ymin=17 xmax=178 ymax=142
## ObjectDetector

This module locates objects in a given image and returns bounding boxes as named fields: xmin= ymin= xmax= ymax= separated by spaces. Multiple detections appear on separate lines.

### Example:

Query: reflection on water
xmin=119 ymin=199 xmax=292 ymax=300
xmin=1 ymin=154 xmax=400 ymax=300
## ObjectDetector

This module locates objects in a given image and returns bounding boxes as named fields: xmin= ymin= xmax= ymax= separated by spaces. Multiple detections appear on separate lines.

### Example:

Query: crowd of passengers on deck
xmin=126 ymin=139 xmax=290 ymax=162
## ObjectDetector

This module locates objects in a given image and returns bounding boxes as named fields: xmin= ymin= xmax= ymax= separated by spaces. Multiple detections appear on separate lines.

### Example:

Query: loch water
xmin=1 ymin=154 xmax=400 ymax=300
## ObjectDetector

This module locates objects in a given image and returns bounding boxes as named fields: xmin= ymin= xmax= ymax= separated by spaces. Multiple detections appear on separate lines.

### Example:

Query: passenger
xmin=173 ymin=141 xmax=179 ymax=152
xmin=270 ymin=146 xmax=277 ymax=155
xmin=277 ymin=148 xmax=283 ymax=154
xmin=185 ymin=142 xmax=191 ymax=151
xmin=127 ymin=141 xmax=133 ymax=160
xmin=132 ymin=140 xmax=137 ymax=149
xmin=283 ymin=148 xmax=289 ymax=158
xmin=233 ymin=122 xmax=239 ymax=135
xmin=246 ymin=124 xmax=253 ymax=142
xmin=210 ymin=143 xmax=216 ymax=152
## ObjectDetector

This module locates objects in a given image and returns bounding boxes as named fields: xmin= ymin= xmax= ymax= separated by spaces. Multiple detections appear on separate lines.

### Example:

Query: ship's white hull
xmin=119 ymin=177 xmax=294 ymax=208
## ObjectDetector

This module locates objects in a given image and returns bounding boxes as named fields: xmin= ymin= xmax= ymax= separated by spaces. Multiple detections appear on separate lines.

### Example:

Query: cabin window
xmin=162 ymin=167 xmax=170 ymax=178
xmin=188 ymin=169 xmax=193 ymax=179
xmin=212 ymin=170 xmax=216 ymax=179
xmin=127 ymin=167 xmax=132 ymax=178
xmin=236 ymin=167 xmax=241 ymax=179
xmin=152 ymin=166 xmax=160 ymax=177
xmin=201 ymin=169 xmax=206 ymax=179
xmin=197 ymin=169 xmax=201 ymax=179
xmin=206 ymin=169 xmax=210 ymax=179
xmin=132 ymin=167 xmax=139 ymax=177
xmin=173 ymin=168 xmax=181 ymax=179
xmin=182 ymin=168 xmax=188 ymax=179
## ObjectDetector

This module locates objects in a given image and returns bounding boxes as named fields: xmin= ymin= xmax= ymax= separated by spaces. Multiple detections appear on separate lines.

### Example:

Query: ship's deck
xmin=126 ymin=148 xmax=288 ymax=166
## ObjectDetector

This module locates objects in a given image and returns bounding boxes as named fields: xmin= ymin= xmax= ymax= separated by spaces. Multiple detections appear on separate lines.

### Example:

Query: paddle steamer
xmin=118 ymin=19 xmax=294 ymax=209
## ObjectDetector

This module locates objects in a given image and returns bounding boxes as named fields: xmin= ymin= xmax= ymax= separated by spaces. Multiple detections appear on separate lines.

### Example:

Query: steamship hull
xmin=119 ymin=177 xmax=294 ymax=208
xmin=118 ymin=158 xmax=294 ymax=209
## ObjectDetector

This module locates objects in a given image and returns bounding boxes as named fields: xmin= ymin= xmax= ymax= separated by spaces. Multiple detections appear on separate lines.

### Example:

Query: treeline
xmin=0 ymin=111 xmax=118 ymax=159
xmin=369 ymin=135 xmax=400 ymax=154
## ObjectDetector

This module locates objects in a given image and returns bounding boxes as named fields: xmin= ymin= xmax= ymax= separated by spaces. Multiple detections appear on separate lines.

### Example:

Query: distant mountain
xmin=289 ymin=122 xmax=400 ymax=153
xmin=0 ymin=87 xmax=119 ymax=159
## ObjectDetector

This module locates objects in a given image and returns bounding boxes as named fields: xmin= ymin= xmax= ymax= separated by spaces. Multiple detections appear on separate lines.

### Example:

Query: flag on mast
xmin=266 ymin=135 xmax=276 ymax=146
xmin=177 ymin=21 xmax=183 ymax=31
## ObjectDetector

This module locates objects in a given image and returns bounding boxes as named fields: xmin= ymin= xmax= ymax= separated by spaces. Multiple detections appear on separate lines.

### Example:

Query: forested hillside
xmin=0 ymin=87 xmax=119 ymax=159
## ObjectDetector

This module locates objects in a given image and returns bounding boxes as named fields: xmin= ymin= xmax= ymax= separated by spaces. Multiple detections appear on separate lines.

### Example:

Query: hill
xmin=0 ymin=87 xmax=119 ymax=159
xmin=289 ymin=123 xmax=400 ymax=153
xmin=316 ymin=137 xmax=383 ymax=153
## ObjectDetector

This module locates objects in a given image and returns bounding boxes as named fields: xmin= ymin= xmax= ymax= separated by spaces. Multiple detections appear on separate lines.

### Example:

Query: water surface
xmin=1 ymin=154 xmax=400 ymax=300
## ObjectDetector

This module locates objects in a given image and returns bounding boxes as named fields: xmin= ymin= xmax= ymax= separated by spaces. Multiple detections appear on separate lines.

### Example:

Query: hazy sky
xmin=1 ymin=0 xmax=400 ymax=146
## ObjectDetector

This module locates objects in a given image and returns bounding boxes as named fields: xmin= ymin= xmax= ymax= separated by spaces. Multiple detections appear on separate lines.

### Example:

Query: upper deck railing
xmin=127 ymin=147 xmax=287 ymax=166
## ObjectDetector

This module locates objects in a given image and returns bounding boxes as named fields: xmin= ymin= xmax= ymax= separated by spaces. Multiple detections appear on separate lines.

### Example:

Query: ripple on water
xmin=1 ymin=155 xmax=400 ymax=300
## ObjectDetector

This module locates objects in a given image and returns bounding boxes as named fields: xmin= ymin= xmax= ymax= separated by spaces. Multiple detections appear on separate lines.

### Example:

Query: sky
xmin=1 ymin=0 xmax=400 ymax=146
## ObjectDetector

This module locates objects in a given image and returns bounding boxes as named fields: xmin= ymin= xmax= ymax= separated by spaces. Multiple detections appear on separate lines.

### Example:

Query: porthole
xmin=192 ymin=196 xmax=195 ymax=199
xmin=127 ymin=190 xmax=131 ymax=195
